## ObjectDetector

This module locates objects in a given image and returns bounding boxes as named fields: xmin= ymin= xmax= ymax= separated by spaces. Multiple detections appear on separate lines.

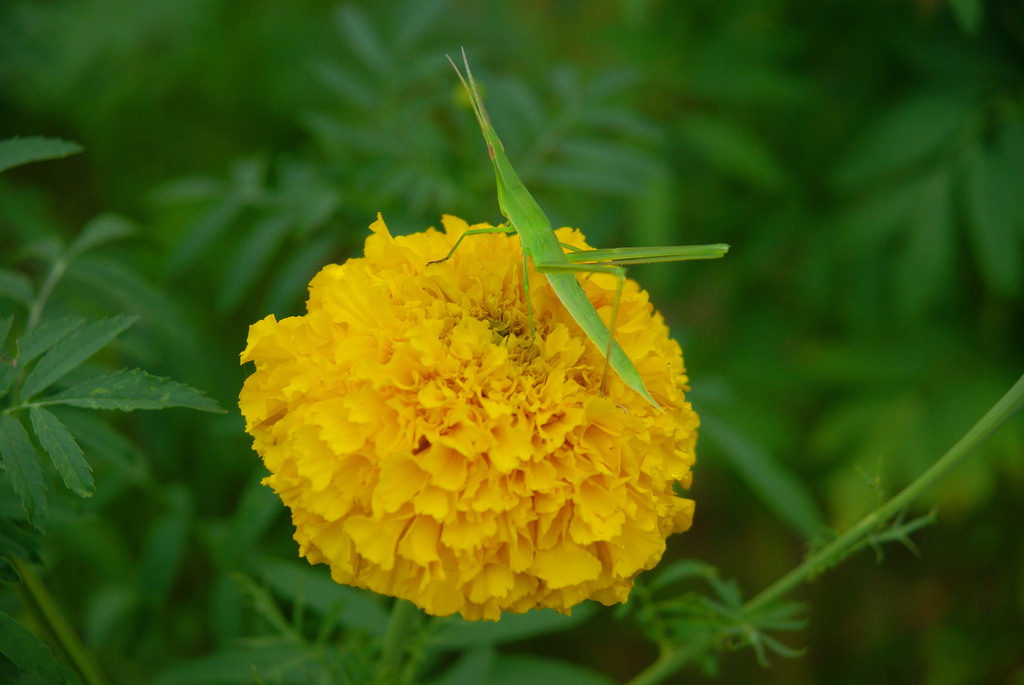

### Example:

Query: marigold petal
xmin=531 ymin=543 xmax=602 ymax=589
xmin=239 ymin=215 xmax=703 ymax=621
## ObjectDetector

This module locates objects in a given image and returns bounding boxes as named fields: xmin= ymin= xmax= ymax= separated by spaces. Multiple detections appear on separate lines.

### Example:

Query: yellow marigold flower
xmin=239 ymin=214 xmax=700 ymax=620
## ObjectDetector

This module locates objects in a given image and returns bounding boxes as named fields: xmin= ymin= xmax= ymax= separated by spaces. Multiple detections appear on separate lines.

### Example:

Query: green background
xmin=1 ymin=0 xmax=1022 ymax=682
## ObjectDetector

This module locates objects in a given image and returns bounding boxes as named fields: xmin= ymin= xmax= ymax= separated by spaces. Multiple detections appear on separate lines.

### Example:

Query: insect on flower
xmin=431 ymin=50 xmax=729 ymax=409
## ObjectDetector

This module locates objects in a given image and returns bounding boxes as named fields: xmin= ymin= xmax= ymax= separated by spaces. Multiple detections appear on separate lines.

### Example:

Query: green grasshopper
xmin=435 ymin=51 xmax=728 ymax=410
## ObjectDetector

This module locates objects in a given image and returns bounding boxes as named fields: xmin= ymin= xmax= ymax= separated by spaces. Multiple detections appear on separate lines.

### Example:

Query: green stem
xmin=25 ymin=255 xmax=69 ymax=335
xmin=626 ymin=372 xmax=1024 ymax=685
xmin=626 ymin=635 xmax=715 ymax=685
xmin=745 ymin=371 xmax=1024 ymax=615
xmin=373 ymin=599 xmax=422 ymax=685
xmin=12 ymin=557 xmax=110 ymax=685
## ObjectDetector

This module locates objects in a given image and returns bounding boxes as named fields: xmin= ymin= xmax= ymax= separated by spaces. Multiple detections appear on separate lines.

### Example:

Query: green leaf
xmin=0 ymin=316 xmax=12 ymax=353
xmin=152 ymin=644 xmax=313 ymax=685
xmin=701 ymin=413 xmax=824 ymax=540
xmin=208 ymin=572 xmax=243 ymax=644
xmin=0 ymin=518 xmax=42 ymax=566
xmin=0 ymin=137 xmax=82 ymax=174
xmin=167 ymin=197 xmax=244 ymax=274
xmin=838 ymin=178 xmax=926 ymax=254
xmin=40 ymin=368 xmax=222 ymax=413
xmin=256 ymin=556 xmax=390 ymax=636
xmin=899 ymin=168 xmax=955 ymax=316
xmin=336 ymin=4 xmax=391 ymax=73
xmin=429 ymin=647 xmax=496 ymax=685
xmin=834 ymin=93 xmax=973 ymax=191
xmin=19 ymin=314 xmax=136 ymax=401
xmin=67 ymin=213 xmax=136 ymax=259
xmin=486 ymin=655 xmax=615 ymax=685
xmin=65 ymin=256 xmax=192 ymax=344
xmin=429 ymin=603 xmax=597 ymax=649
xmin=83 ymin=585 xmax=137 ymax=651
xmin=138 ymin=486 xmax=192 ymax=604
xmin=48 ymin=407 xmax=141 ymax=472
xmin=218 ymin=479 xmax=285 ymax=562
xmin=0 ymin=611 xmax=82 ymax=685
xmin=314 ymin=61 xmax=377 ymax=110
xmin=0 ymin=315 xmax=16 ymax=400
xmin=679 ymin=114 xmax=788 ymax=192
xmin=962 ymin=142 xmax=1023 ymax=297
xmin=949 ymin=0 xmax=983 ymax=34
xmin=218 ymin=213 xmax=293 ymax=311
xmin=29 ymin=406 xmax=94 ymax=498
xmin=262 ymin=234 xmax=338 ymax=316
xmin=0 ymin=367 xmax=15 ymax=402
xmin=0 ymin=415 xmax=47 ymax=532
xmin=16 ymin=317 xmax=87 ymax=366
xmin=0 ymin=269 xmax=34 ymax=307
xmin=647 ymin=559 xmax=719 ymax=593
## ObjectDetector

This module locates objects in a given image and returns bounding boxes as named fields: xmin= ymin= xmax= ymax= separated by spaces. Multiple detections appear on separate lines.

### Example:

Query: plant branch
xmin=745 ymin=371 xmax=1024 ymax=615
xmin=12 ymin=557 xmax=110 ymax=685
xmin=627 ymin=371 xmax=1024 ymax=684
xmin=373 ymin=598 xmax=422 ymax=685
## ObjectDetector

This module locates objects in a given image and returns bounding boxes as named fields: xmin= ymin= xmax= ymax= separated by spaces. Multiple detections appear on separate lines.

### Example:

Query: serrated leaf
xmin=429 ymin=603 xmax=597 ymax=649
xmin=40 ymin=368 xmax=222 ymax=413
xmin=0 ymin=269 xmax=34 ymax=307
xmin=16 ymin=317 xmax=87 ymax=366
xmin=19 ymin=314 xmax=136 ymax=401
xmin=0 ymin=137 xmax=82 ymax=174
xmin=67 ymin=213 xmax=135 ymax=259
xmin=48 ymin=407 xmax=141 ymax=472
xmin=0 ymin=611 xmax=83 ymax=685
xmin=0 ymin=415 xmax=47 ymax=532
xmin=29 ymin=406 xmax=94 ymax=498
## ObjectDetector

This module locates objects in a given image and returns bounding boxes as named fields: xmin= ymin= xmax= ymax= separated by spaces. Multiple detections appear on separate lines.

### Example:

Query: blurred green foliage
xmin=1 ymin=0 xmax=1022 ymax=683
